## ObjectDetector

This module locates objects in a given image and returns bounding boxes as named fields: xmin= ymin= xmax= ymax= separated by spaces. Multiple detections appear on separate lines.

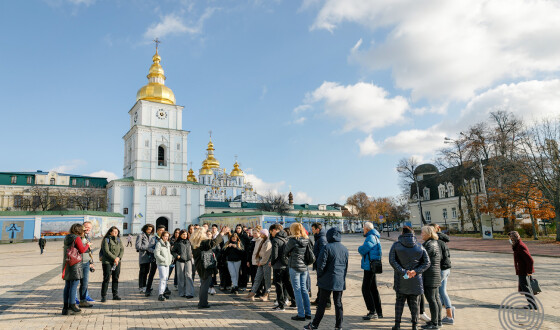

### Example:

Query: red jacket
xmin=512 ymin=240 xmax=534 ymax=276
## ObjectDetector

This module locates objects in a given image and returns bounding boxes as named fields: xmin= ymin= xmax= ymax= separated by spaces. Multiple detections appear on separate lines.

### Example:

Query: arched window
xmin=158 ymin=145 xmax=166 ymax=166
xmin=50 ymin=178 xmax=55 ymax=185
xmin=151 ymin=188 xmax=156 ymax=195
xmin=161 ymin=187 xmax=167 ymax=196
xmin=423 ymin=187 xmax=430 ymax=200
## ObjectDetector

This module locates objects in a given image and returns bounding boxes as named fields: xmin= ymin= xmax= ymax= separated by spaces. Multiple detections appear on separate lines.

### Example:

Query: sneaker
xmin=79 ymin=301 xmax=93 ymax=308
xmin=304 ymin=323 xmax=318 ymax=330
xmin=141 ymin=287 xmax=146 ymax=293
xmin=311 ymin=300 xmax=319 ymax=306
xmin=100 ymin=297 xmax=107 ymax=303
xmin=291 ymin=315 xmax=306 ymax=321
xmin=158 ymin=294 xmax=166 ymax=301
xmin=273 ymin=300 xmax=279 ymax=307
xmin=363 ymin=313 xmax=377 ymax=320
xmin=421 ymin=322 xmax=439 ymax=329
xmin=198 ymin=304 xmax=211 ymax=309
xmin=209 ymin=287 xmax=216 ymax=295
xmin=305 ymin=315 xmax=312 ymax=320
xmin=75 ymin=298 xmax=80 ymax=305
xmin=86 ymin=296 xmax=95 ymax=302
xmin=284 ymin=299 xmax=290 ymax=306
xmin=139 ymin=287 xmax=144 ymax=292
xmin=185 ymin=295 xmax=194 ymax=299
xmin=113 ymin=296 xmax=122 ymax=300
xmin=271 ymin=306 xmax=285 ymax=312
xmin=441 ymin=317 xmax=454 ymax=325
xmin=420 ymin=313 xmax=431 ymax=322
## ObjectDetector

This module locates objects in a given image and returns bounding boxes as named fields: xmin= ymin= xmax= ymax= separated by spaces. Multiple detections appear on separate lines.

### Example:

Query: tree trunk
xmin=458 ymin=196 xmax=465 ymax=232
xmin=528 ymin=208 xmax=538 ymax=240
xmin=555 ymin=208 xmax=560 ymax=242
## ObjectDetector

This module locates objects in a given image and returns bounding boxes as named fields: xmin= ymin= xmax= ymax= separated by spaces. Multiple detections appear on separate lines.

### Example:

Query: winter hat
xmin=260 ymin=229 xmax=269 ymax=237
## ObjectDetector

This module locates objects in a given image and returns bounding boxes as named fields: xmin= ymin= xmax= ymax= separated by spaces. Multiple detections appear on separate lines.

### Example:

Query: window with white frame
xmin=447 ymin=183 xmax=454 ymax=197
xmin=452 ymin=207 xmax=457 ymax=218
xmin=425 ymin=211 xmax=431 ymax=222
xmin=438 ymin=184 xmax=446 ymax=199
xmin=423 ymin=187 xmax=430 ymax=200
xmin=443 ymin=208 xmax=448 ymax=219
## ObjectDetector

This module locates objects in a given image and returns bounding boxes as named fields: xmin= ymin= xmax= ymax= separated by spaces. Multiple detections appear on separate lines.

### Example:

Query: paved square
xmin=0 ymin=234 xmax=558 ymax=329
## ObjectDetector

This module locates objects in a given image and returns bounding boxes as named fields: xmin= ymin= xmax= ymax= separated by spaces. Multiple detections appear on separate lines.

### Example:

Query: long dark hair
xmin=141 ymin=224 xmax=154 ymax=235
xmin=104 ymin=226 xmax=120 ymax=238
xmin=178 ymin=229 xmax=188 ymax=242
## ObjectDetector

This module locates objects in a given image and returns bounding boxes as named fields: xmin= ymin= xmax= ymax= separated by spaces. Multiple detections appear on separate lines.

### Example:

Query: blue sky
xmin=2 ymin=0 xmax=560 ymax=204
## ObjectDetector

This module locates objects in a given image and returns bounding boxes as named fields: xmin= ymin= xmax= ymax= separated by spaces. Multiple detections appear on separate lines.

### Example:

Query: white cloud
xmin=359 ymin=128 xmax=446 ymax=157
xmin=358 ymin=135 xmax=381 ymax=156
xmin=245 ymin=174 xmax=285 ymax=195
xmin=293 ymin=104 xmax=312 ymax=113
xmin=294 ymin=192 xmax=313 ymax=204
xmin=311 ymin=0 xmax=560 ymax=101
xmin=293 ymin=117 xmax=306 ymax=125
xmin=144 ymin=8 xmax=216 ymax=40
xmin=302 ymin=81 xmax=409 ymax=133
xmin=350 ymin=38 xmax=362 ymax=53
xmin=67 ymin=0 xmax=94 ymax=5
xmin=87 ymin=170 xmax=119 ymax=182
xmin=50 ymin=159 xmax=87 ymax=174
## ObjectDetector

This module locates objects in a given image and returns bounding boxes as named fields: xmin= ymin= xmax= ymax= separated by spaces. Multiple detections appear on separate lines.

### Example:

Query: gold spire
xmin=187 ymin=168 xmax=198 ymax=182
xmin=136 ymin=43 xmax=176 ymax=105
xmin=199 ymin=160 xmax=213 ymax=175
xmin=205 ymin=139 xmax=220 ymax=169
xmin=230 ymin=161 xmax=244 ymax=177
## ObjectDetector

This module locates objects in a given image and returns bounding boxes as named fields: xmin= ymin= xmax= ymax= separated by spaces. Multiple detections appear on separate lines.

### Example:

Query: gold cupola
xmin=136 ymin=49 xmax=176 ymax=105
xmin=199 ymin=159 xmax=213 ymax=176
xmin=205 ymin=139 xmax=220 ymax=169
xmin=230 ymin=162 xmax=244 ymax=177
xmin=187 ymin=168 xmax=198 ymax=182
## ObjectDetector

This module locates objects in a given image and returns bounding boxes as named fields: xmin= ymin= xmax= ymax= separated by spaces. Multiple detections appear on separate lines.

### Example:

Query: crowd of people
xmin=59 ymin=218 xmax=537 ymax=329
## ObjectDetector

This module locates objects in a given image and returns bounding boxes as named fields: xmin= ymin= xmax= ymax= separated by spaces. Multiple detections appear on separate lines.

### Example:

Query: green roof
xmin=200 ymin=211 xmax=344 ymax=219
xmin=0 ymin=210 xmax=125 ymax=217
xmin=111 ymin=177 xmax=205 ymax=186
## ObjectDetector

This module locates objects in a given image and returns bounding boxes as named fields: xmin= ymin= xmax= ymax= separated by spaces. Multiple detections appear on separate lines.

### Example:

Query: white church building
xmin=107 ymin=49 xmax=206 ymax=234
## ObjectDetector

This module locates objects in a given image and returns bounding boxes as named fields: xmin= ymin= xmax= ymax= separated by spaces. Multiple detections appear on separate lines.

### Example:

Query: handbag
xmin=530 ymin=276 xmax=542 ymax=295
xmin=202 ymin=249 xmax=217 ymax=270
xmin=368 ymin=236 xmax=382 ymax=274
xmin=66 ymin=241 xmax=82 ymax=267
xmin=304 ymin=241 xmax=316 ymax=266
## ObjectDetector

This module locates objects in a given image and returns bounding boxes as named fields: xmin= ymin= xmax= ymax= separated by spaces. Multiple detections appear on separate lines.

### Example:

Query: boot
xmin=79 ymin=301 xmax=93 ymax=308
xmin=261 ymin=293 xmax=269 ymax=302
xmin=62 ymin=303 xmax=69 ymax=315
xmin=392 ymin=323 xmax=401 ymax=330
xmin=69 ymin=304 xmax=81 ymax=313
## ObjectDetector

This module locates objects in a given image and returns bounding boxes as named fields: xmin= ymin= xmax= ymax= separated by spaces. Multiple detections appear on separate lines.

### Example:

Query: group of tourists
xmin=59 ymin=219 xmax=536 ymax=330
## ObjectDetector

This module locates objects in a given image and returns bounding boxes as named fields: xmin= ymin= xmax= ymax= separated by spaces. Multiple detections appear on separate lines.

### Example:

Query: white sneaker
xmin=284 ymin=299 xmax=290 ymax=307
xmin=210 ymin=287 xmax=216 ymax=295
xmin=420 ymin=313 xmax=431 ymax=322
xmin=141 ymin=287 xmax=146 ymax=293
xmin=273 ymin=300 xmax=279 ymax=307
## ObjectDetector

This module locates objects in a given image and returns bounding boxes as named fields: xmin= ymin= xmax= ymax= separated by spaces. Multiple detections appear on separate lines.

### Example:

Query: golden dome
xmin=136 ymin=50 xmax=176 ymax=105
xmin=199 ymin=161 xmax=213 ymax=176
xmin=187 ymin=168 xmax=198 ymax=182
xmin=230 ymin=162 xmax=244 ymax=177
xmin=205 ymin=139 xmax=220 ymax=169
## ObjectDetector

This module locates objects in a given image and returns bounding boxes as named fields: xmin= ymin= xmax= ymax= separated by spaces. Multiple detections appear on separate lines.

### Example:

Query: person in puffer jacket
xmin=155 ymin=231 xmax=173 ymax=301
xmin=136 ymin=224 xmax=154 ymax=293
xmin=284 ymin=222 xmax=312 ymax=322
xmin=358 ymin=222 xmax=383 ymax=320
xmin=421 ymin=226 xmax=442 ymax=329
xmin=389 ymin=226 xmax=430 ymax=330
xmin=171 ymin=230 xmax=195 ymax=298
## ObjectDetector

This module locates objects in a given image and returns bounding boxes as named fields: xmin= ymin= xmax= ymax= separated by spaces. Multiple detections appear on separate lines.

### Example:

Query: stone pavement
xmin=0 ymin=234 xmax=558 ymax=329
xmin=380 ymin=231 xmax=560 ymax=257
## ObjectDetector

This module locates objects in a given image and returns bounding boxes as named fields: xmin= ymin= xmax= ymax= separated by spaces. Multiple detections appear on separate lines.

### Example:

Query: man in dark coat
xmin=304 ymin=227 xmax=348 ymax=330
xmin=269 ymin=224 xmax=295 ymax=311
xmin=509 ymin=231 xmax=536 ymax=309
xmin=389 ymin=226 xmax=430 ymax=330
xmin=310 ymin=223 xmax=330 ymax=308
xmin=235 ymin=224 xmax=251 ymax=291
xmin=38 ymin=235 xmax=46 ymax=254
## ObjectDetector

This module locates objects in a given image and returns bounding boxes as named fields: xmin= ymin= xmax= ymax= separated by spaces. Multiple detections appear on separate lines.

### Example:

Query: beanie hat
xmin=260 ymin=229 xmax=269 ymax=237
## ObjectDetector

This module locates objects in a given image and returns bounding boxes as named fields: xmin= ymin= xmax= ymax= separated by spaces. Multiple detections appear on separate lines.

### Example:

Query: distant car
xmin=355 ymin=228 xmax=363 ymax=233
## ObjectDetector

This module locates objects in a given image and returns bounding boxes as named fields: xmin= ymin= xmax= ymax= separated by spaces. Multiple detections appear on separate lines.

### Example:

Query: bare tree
xmin=396 ymin=157 xmax=427 ymax=225
xmin=258 ymin=192 xmax=290 ymax=215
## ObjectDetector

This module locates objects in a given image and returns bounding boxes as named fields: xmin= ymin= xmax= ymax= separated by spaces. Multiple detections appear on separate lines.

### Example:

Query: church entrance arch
xmin=156 ymin=217 xmax=169 ymax=231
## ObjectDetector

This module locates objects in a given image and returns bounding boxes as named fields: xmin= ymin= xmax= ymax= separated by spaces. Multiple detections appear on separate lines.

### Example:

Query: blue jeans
xmin=78 ymin=262 xmax=90 ymax=301
xmin=439 ymin=269 xmax=452 ymax=309
xmin=64 ymin=280 xmax=79 ymax=305
xmin=289 ymin=268 xmax=311 ymax=317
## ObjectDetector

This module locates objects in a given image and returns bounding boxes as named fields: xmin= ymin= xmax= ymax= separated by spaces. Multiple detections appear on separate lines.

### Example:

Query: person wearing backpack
xmin=359 ymin=221 xmax=383 ymax=321
xmin=61 ymin=223 xmax=91 ymax=315
xmin=171 ymin=230 xmax=195 ymax=298
xmin=191 ymin=225 xmax=230 ymax=309
xmin=284 ymin=222 xmax=313 ymax=321
xmin=100 ymin=226 xmax=124 ymax=302
xmin=269 ymin=224 xmax=295 ymax=311
xmin=245 ymin=229 xmax=273 ymax=301
xmin=155 ymin=231 xmax=173 ymax=301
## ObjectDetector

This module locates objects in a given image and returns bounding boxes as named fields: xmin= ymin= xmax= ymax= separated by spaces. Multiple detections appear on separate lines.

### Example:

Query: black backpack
xmin=201 ymin=249 xmax=217 ymax=270
xmin=303 ymin=241 xmax=315 ymax=266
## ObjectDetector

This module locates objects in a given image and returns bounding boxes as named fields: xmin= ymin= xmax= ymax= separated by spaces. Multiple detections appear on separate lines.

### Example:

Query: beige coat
xmin=252 ymin=237 xmax=272 ymax=266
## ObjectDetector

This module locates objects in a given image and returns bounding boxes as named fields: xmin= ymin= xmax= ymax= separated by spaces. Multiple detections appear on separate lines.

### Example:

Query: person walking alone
xmin=172 ymin=230 xmax=195 ymax=298
xmin=127 ymin=234 xmax=133 ymax=247
xmin=359 ymin=222 xmax=383 ymax=320
xmin=155 ymin=231 xmax=173 ymax=301
xmin=420 ymin=226 xmax=442 ymax=329
xmin=304 ymin=227 xmax=349 ymax=330
xmin=389 ymin=226 xmax=431 ymax=330
xmin=284 ymin=222 xmax=313 ymax=322
xmin=100 ymin=226 xmax=124 ymax=302
xmin=61 ymin=223 xmax=90 ymax=315
xmin=509 ymin=231 xmax=537 ymax=309
xmin=39 ymin=235 xmax=46 ymax=255
xmin=191 ymin=226 xmax=230 ymax=309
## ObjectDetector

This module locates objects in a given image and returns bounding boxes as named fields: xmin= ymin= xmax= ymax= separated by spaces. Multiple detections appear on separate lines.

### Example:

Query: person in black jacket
xmin=310 ymin=223 xmax=331 ymax=309
xmin=39 ymin=235 xmax=46 ymax=254
xmin=389 ymin=226 xmax=431 ymax=330
xmin=223 ymin=232 xmax=245 ymax=294
xmin=235 ymin=224 xmax=251 ymax=291
xmin=420 ymin=226 xmax=442 ymax=329
xmin=430 ymin=224 xmax=454 ymax=324
xmin=171 ymin=230 xmax=195 ymax=298
xmin=191 ymin=226 xmax=230 ymax=308
xmin=284 ymin=222 xmax=312 ymax=321
xmin=269 ymin=224 xmax=295 ymax=311
xmin=304 ymin=227 xmax=348 ymax=330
